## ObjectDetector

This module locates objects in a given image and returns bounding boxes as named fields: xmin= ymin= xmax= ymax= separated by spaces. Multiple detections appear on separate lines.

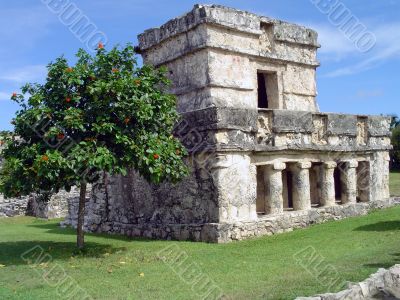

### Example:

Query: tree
xmin=0 ymin=44 xmax=188 ymax=248
xmin=391 ymin=125 xmax=400 ymax=169
xmin=390 ymin=114 xmax=400 ymax=130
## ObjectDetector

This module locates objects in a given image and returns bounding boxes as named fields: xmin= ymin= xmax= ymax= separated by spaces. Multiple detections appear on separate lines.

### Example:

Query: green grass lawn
xmin=0 ymin=207 xmax=399 ymax=300
xmin=390 ymin=170 xmax=400 ymax=196
xmin=0 ymin=172 xmax=399 ymax=300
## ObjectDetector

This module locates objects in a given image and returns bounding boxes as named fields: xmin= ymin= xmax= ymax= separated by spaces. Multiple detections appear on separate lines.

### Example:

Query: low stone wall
xmin=0 ymin=187 xmax=83 ymax=219
xmin=296 ymin=264 xmax=400 ymax=300
xmin=215 ymin=197 xmax=400 ymax=243
xmin=0 ymin=195 xmax=29 ymax=217
xmin=63 ymin=197 xmax=400 ymax=243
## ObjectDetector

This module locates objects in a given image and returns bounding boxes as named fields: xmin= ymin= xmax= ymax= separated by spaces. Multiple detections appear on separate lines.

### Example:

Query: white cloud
xmin=324 ymin=44 xmax=400 ymax=77
xmin=0 ymin=65 xmax=47 ymax=84
xmin=300 ymin=21 xmax=399 ymax=77
xmin=310 ymin=24 xmax=355 ymax=59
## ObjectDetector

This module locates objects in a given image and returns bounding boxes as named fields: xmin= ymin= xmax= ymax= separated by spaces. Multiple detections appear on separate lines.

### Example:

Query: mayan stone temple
xmin=65 ymin=4 xmax=395 ymax=242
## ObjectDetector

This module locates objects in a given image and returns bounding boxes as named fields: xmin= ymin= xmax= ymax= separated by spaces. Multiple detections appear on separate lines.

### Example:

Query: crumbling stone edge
xmin=296 ymin=264 xmax=400 ymax=300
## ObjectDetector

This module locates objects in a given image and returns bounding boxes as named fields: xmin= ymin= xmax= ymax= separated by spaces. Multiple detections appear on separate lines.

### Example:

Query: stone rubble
xmin=296 ymin=265 xmax=400 ymax=300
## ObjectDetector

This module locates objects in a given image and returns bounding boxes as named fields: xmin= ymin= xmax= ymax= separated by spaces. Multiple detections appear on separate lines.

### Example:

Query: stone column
xmin=292 ymin=162 xmax=312 ymax=211
xmin=265 ymin=162 xmax=286 ymax=214
xmin=321 ymin=161 xmax=337 ymax=207
xmin=384 ymin=153 xmax=391 ymax=200
xmin=342 ymin=160 xmax=358 ymax=204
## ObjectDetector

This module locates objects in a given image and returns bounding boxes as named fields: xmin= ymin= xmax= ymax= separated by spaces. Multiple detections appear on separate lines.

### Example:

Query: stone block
xmin=272 ymin=110 xmax=313 ymax=133
xmin=368 ymin=116 xmax=392 ymax=137
xmin=327 ymin=114 xmax=357 ymax=136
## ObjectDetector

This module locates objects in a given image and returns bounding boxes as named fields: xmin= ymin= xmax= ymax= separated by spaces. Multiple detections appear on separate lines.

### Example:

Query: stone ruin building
xmin=63 ymin=4 xmax=396 ymax=242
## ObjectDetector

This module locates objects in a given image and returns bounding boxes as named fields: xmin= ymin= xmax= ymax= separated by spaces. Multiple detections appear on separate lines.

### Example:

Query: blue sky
xmin=0 ymin=0 xmax=399 ymax=130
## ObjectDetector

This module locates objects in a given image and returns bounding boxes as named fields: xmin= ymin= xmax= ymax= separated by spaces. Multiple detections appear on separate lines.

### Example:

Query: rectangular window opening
xmin=257 ymin=73 xmax=269 ymax=108
xmin=257 ymin=71 xmax=279 ymax=109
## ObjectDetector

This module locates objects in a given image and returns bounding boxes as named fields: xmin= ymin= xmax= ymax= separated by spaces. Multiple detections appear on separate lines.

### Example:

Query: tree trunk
xmin=77 ymin=180 xmax=87 ymax=249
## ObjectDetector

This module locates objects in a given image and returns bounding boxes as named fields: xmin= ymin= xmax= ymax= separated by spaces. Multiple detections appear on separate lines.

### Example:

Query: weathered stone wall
xmin=62 ymin=163 xmax=219 ymax=235
xmin=297 ymin=264 xmax=400 ymax=300
xmin=139 ymin=4 xmax=320 ymax=113
xmin=0 ymin=188 xmax=82 ymax=219
xmin=0 ymin=195 xmax=29 ymax=217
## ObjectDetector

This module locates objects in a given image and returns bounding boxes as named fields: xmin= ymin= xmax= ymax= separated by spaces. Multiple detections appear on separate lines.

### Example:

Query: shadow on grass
xmin=363 ymin=253 xmax=400 ymax=269
xmin=27 ymin=222 xmax=154 ymax=243
xmin=364 ymin=262 xmax=400 ymax=269
xmin=353 ymin=221 xmax=400 ymax=232
xmin=0 ymin=240 xmax=127 ymax=266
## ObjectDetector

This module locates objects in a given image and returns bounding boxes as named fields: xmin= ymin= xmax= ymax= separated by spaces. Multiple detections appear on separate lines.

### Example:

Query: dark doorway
xmin=257 ymin=73 xmax=269 ymax=109
xmin=334 ymin=166 xmax=342 ymax=203
xmin=287 ymin=170 xmax=293 ymax=208
xmin=310 ymin=163 xmax=323 ymax=207
xmin=283 ymin=169 xmax=293 ymax=210
xmin=256 ymin=166 xmax=266 ymax=214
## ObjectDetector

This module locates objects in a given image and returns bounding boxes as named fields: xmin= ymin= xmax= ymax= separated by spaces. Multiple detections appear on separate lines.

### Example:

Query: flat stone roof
xmin=138 ymin=4 xmax=320 ymax=51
